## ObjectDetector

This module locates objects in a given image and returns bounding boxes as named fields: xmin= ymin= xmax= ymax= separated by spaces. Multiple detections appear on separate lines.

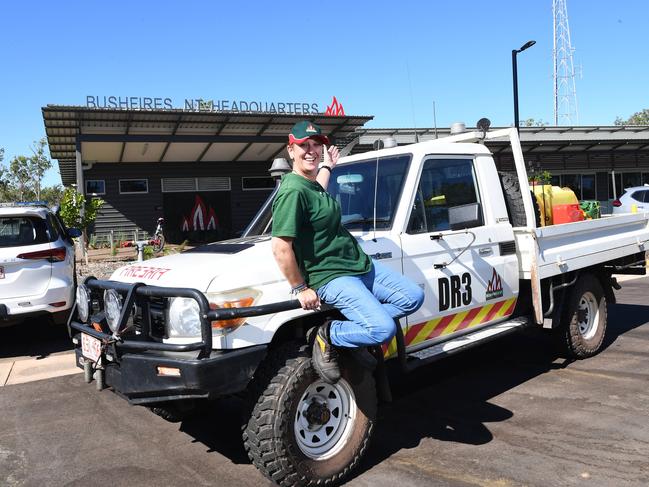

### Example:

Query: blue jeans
xmin=316 ymin=260 xmax=425 ymax=348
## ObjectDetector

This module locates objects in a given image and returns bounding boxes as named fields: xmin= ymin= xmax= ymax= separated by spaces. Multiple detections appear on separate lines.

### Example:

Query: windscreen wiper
xmin=342 ymin=217 xmax=391 ymax=226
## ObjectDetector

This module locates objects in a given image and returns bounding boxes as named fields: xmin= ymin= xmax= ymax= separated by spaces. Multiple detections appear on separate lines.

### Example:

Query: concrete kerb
xmin=0 ymin=352 xmax=81 ymax=388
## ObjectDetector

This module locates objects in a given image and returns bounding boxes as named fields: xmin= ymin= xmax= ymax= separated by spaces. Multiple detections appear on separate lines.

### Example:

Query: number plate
xmin=81 ymin=333 xmax=102 ymax=363
xmin=0 ymin=266 xmax=4 ymax=279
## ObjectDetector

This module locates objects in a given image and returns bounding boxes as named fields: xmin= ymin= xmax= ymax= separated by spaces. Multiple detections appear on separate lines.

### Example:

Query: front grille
xmin=149 ymin=297 xmax=168 ymax=339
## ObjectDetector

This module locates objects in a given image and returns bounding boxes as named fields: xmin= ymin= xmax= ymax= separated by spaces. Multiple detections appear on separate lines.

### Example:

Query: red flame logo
xmin=206 ymin=207 xmax=219 ymax=230
xmin=486 ymin=268 xmax=502 ymax=293
xmin=191 ymin=195 xmax=206 ymax=231
xmin=180 ymin=195 xmax=219 ymax=233
xmin=325 ymin=96 xmax=345 ymax=116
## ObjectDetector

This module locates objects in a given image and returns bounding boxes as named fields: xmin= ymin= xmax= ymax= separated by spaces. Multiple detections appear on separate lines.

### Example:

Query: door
xmin=399 ymin=156 xmax=519 ymax=353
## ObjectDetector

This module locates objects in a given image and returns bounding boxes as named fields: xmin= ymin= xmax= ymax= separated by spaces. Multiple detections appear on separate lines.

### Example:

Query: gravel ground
xmin=76 ymin=259 xmax=132 ymax=281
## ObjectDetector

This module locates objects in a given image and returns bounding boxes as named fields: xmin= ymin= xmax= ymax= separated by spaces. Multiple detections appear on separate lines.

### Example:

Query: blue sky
xmin=1 ymin=0 xmax=647 ymax=187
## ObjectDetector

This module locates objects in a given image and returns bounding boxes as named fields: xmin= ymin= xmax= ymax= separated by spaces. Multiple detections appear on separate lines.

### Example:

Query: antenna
xmin=553 ymin=0 xmax=579 ymax=125
xmin=433 ymin=101 xmax=438 ymax=139
xmin=406 ymin=60 xmax=419 ymax=142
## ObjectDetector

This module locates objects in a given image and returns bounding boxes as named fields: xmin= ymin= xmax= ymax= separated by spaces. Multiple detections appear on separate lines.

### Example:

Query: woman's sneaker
xmin=311 ymin=322 xmax=341 ymax=384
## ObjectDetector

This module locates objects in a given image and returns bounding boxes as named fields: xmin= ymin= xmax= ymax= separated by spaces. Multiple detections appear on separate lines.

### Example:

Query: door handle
xmin=479 ymin=248 xmax=493 ymax=256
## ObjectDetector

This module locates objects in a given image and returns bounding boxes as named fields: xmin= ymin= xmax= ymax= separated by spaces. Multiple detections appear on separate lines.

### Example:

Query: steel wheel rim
xmin=577 ymin=291 xmax=599 ymax=340
xmin=294 ymin=378 xmax=357 ymax=460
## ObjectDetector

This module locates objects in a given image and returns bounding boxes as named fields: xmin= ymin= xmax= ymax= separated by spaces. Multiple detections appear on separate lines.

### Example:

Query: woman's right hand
xmin=298 ymin=288 xmax=321 ymax=311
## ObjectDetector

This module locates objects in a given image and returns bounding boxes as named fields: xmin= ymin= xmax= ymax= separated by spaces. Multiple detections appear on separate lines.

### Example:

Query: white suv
xmin=0 ymin=203 xmax=80 ymax=326
xmin=612 ymin=185 xmax=649 ymax=214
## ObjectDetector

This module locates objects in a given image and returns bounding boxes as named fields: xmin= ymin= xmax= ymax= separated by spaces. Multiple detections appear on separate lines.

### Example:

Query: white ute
xmin=70 ymin=124 xmax=649 ymax=486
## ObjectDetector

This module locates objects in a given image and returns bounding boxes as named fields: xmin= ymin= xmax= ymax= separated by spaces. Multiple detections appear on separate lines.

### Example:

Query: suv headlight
xmin=207 ymin=288 xmax=262 ymax=333
xmin=167 ymin=297 xmax=201 ymax=337
xmin=76 ymin=284 xmax=91 ymax=322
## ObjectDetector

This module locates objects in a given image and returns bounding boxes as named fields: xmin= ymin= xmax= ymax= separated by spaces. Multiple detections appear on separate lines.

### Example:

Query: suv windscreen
xmin=0 ymin=216 xmax=50 ymax=248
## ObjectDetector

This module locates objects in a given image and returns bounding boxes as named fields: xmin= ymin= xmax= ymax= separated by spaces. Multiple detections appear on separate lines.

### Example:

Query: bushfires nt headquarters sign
xmin=85 ymin=95 xmax=346 ymax=116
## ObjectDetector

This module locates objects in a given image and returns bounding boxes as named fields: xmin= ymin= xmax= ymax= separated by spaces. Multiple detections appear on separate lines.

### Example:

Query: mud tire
xmin=243 ymin=342 xmax=376 ymax=486
xmin=554 ymin=274 xmax=607 ymax=359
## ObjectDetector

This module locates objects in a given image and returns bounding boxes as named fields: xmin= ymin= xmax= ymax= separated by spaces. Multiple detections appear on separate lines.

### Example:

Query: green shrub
xmin=143 ymin=246 xmax=154 ymax=260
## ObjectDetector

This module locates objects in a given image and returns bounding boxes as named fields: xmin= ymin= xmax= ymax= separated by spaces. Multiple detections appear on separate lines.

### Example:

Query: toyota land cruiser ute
xmin=69 ymin=126 xmax=649 ymax=486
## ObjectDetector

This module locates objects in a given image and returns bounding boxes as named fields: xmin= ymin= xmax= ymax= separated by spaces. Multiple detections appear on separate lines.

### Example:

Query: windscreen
xmin=328 ymin=154 xmax=411 ymax=230
xmin=0 ymin=216 xmax=50 ymax=248
xmin=243 ymin=153 xmax=411 ymax=236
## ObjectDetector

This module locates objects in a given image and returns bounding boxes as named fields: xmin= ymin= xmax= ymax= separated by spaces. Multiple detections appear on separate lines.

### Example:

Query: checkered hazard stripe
xmin=382 ymin=297 xmax=517 ymax=358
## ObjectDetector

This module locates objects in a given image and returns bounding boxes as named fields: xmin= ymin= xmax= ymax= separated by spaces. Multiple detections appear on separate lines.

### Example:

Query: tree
xmin=0 ymin=147 xmax=7 ymax=194
xmin=59 ymin=188 xmax=104 ymax=247
xmin=522 ymin=118 xmax=548 ymax=127
xmin=40 ymin=184 xmax=64 ymax=206
xmin=29 ymin=138 xmax=52 ymax=200
xmin=8 ymin=156 xmax=34 ymax=201
xmin=615 ymin=109 xmax=649 ymax=126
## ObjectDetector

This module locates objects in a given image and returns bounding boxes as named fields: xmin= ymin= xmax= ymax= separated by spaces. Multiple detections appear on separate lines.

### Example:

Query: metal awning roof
xmin=351 ymin=125 xmax=649 ymax=155
xmin=42 ymin=106 xmax=374 ymax=185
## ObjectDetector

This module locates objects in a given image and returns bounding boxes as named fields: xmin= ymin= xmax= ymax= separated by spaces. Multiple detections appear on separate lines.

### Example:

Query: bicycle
xmin=151 ymin=217 xmax=165 ymax=252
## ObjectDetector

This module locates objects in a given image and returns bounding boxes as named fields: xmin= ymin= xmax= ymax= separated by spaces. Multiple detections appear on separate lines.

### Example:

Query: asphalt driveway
xmin=1 ymin=278 xmax=649 ymax=486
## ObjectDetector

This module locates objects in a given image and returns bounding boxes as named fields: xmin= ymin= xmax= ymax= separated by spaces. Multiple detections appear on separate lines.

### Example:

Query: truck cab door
xmin=398 ymin=155 xmax=519 ymax=354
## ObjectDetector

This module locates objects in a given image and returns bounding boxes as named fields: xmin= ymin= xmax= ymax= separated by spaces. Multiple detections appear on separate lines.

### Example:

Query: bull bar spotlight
xmin=104 ymin=289 xmax=123 ymax=333
xmin=75 ymin=284 xmax=91 ymax=322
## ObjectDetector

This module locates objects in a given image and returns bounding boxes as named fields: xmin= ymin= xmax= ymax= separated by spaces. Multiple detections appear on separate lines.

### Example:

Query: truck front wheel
xmin=243 ymin=342 xmax=376 ymax=486
xmin=554 ymin=274 xmax=607 ymax=359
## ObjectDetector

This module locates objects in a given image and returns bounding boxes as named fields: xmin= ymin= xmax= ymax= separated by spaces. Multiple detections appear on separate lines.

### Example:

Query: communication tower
xmin=553 ymin=0 xmax=579 ymax=125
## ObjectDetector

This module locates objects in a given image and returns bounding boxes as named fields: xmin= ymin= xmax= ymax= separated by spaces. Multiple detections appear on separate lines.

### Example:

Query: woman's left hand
xmin=298 ymin=288 xmax=321 ymax=311
xmin=324 ymin=145 xmax=339 ymax=169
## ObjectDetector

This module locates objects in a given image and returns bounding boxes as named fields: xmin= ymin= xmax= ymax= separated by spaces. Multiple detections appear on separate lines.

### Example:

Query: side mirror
xmin=68 ymin=228 xmax=82 ymax=238
xmin=449 ymin=203 xmax=483 ymax=231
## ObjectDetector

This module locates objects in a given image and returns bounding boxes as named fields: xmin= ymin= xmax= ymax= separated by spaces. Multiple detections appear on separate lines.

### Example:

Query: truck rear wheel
xmin=554 ymin=274 xmax=607 ymax=359
xmin=243 ymin=342 xmax=376 ymax=486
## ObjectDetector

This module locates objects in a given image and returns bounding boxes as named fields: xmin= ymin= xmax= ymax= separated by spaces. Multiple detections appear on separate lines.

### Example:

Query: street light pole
xmin=512 ymin=40 xmax=536 ymax=133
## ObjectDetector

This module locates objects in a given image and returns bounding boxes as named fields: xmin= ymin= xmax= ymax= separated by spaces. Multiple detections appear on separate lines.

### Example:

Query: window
xmin=161 ymin=177 xmax=231 ymax=192
xmin=407 ymin=158 xmax=481 ymax=234
xmin=623 ymin=173 xmax=642 ymax=191
xmin=630 ymin=190 xmax=649 ymax=203
xmin=609 ymin=172 xmax=644 ymax=199
xmin=85 ymin=180 xmax=105 ymax=195
xmin=242 ymin=177 xmax=275 ymax=191
xmin=562 ymin=174 xmax=581 ymax=198
xmin=551 ymin=173 xmax=596 ymax=199
xmin=581 ymin=174 xmax=596 ymax=200
xmin=119 ymin=179 xmax=148 ymax=194
xmin=327 ymin=154 xmax=411 ymax=231
xmin=46 ymin=214 xmax=61 ymax=241
xmin=0 ymin=217 xmax=50 ymax=248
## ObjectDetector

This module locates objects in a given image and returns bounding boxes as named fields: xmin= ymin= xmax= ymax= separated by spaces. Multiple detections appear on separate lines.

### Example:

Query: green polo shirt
xmin=272 ymin=172 xmax=371 ymax=290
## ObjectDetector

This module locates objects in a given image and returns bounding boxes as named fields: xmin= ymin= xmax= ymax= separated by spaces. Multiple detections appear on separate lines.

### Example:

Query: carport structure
xmin=42 ymin=106 xmax=372 ymax=241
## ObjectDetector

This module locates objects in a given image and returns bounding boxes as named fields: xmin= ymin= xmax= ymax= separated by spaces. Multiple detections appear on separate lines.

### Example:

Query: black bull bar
xmin=69 ymin=277 xmax=301 ymax=359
